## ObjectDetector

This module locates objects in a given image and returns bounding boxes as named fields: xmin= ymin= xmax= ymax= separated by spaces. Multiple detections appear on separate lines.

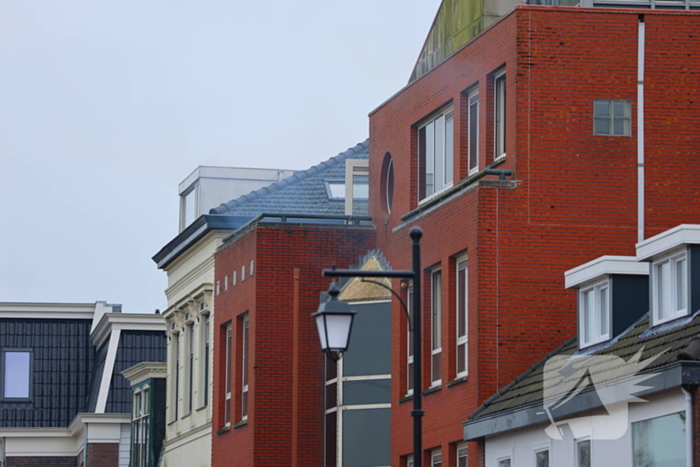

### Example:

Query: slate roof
xmin=470 ymin=311 xmax=700 ymax=420
xmin=209 ymin=139 xmax=369 ymax=217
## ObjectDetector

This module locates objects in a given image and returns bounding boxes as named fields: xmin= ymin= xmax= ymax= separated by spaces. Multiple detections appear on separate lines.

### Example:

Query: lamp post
xmin=313 ymin=227 xmax=424 ymax=467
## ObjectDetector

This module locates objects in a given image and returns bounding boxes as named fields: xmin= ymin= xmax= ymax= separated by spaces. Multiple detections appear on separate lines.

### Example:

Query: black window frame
xmin=0 ymin=348 xmax=33 ymax=402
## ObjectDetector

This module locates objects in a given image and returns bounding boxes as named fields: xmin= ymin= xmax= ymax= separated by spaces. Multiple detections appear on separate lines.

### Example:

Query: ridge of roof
xmin=209 ymin=139 xmax=369 ymax=215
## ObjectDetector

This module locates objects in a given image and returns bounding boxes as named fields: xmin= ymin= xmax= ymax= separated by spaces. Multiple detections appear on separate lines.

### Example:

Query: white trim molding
xmin=637 ymin=224 xmax=700 ymax=262
xmin=565 ymin=256 xmax=648 ymax=289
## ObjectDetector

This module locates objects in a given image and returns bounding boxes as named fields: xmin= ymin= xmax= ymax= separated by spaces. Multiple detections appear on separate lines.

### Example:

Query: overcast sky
xmin=0 ymin=0 xmax=441 ymax=313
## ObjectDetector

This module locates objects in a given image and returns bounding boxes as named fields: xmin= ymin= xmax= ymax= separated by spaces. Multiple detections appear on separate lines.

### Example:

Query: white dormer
xmin=566 ymin=256 xmax=649 ymax=349
xmin=637 ymin=225 xmax=700 ymax=326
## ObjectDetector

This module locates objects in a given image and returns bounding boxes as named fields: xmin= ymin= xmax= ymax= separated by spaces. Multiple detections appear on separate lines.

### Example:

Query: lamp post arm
xmin=359 ymin=279 xmax=412 ymax=331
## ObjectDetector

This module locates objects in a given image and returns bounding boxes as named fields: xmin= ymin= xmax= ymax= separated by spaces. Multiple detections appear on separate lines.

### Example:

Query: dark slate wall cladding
xmin=105 ymin=331 xmax=166 ymax=414
xmin=85 ymin=338 xmax=109 ymax=413
xmin=0 ymin=319 xmax=94 ymax=428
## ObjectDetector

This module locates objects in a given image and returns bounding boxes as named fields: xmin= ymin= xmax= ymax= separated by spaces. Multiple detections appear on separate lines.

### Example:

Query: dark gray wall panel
xmin=343 ymin=302 xmax=391 ymax=377
xmin=342 ymin=408 xmax=391 ymax=467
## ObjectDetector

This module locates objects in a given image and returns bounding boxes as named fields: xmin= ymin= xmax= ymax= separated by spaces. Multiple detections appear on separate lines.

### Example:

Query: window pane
xmin=457 ymin=264 xmax=467 ymax=337
xmin=225 ymin=327 xmax=232 ymax=393
xmin=445 ymin=113 xmax=453 ymax=186
xmin=328 ymin=182 xmax=346 ymax=199
xmin=599 ymin=286 xmax=609 ymax=337
xmin=353 ymin=175 xmax=369 ymax=200
xmin=594 ymin=118 xmax=610 ymax=135
xmin=536 ymin=450 xmax=549 ymax=467
xmin=407 ymin=361 xmax=414 ymax=392
xmin=495 ymin=75 xmax=506 ymax=156
xmin=5 ymin=351 xmax=30 ymax=398
xmin=594 ymin=100 xmax=610 ymax=117
xmin=657 ymin=261 xmax=670 ymax=319
xmin=457 ymin=343 xmax=466 ymax=374
xmin=498 ymin=459 xmax=511 ymax=467
xmin=432 ymin=271 xmax=442 ymax=349
xmin=425 ymin=121 xmax=435 ymax=197
xmin=583 ymin=289 xmax=594 ymax=343
xmin=434 ymin=116 xmax=445 ymax=193
xmin=432 ymin=353 xmax=441 ymax=383
xmin=613 ymin=101 xmax=629 ymax=117
xmin=632 ymin=412 xmax=686 ymax=467
xmin=469 ymin=97 xmax=479 ymax=172
xmin=676 ymin=258 xmax=687 ymax=312
xmin=432 ymin=453 xmax=442 ymax=467
xmin=457 ymin=447 xmax=467 ymax=467
xmin=577 ymin=440 xmax=591 ymax=467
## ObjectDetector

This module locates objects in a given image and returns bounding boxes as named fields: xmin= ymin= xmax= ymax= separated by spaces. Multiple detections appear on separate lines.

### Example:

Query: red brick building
xmin=368 ymin=6 xmax=700 ymax=466
xmin=211 ymin=221 xmax=374 ymax=467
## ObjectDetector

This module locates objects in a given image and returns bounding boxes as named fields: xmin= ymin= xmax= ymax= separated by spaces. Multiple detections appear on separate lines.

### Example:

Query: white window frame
xmin=241 ymin=314 xmax=249 ymax=422
xmin=578 ymin=278 xmax=611 ymax=348
xmin=431 ymin=268 xmax=442 ymax=387
xmin=593 ymin=99 xmax=631 ymax=136
xmin=575 ymin=438 xmax=591 ymax=467
xmin=533 ymin=442 xmax=551 ymax=467
xmin=169 ymin=329 xmax=180 ymax=422
xmin=407 ymin=454 xmax=414 ymax=467
xmin=494 ymin=69 xmax=506 ymax=160
xmin=496 ymin=456 xmax=512 ymax=467
xmin=431 ymin=449 xmax=442 ymax=467
xmin=201 ymin=315 xmax=210 ymax=407
xmin=456 ymin=257 xmax=468 ymax=378
xmin=224 ymin=324 xmax=232 ymax=428
xmin=652 ymin=248 xmax=688 ymax=325
xmin=468 ymin=89 xmax=480 ymax=175
xmin=457 ymin=442 xmax=468 ymax=467
xmin=407 ymin=284 xmax=414 ymax=396
xmin=2 ymin=350 xmax=31 ymax=400
xmin=418 ymin=106 xmax=454 ymax=203
xmin=344 ymin=158 xmax=370 ymax=215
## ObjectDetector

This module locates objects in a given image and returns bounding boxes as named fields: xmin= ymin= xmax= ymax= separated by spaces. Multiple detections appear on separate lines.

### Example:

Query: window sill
xmin=447 ymin=376 xmax=468 ymax=387
xmin=399 ymin=394 xmax=414 ymax=404
xmin=196 ymin=404 xmax=208 ymax=412
xmin=216 ymin=425 xmax=230 ymax=435
xmin=422 ymin=386 xmax=441 ymax=396
xmin=489 ymin=157 xmax=506 ymax=168
xmin=233 ymin=419 xmax=248 ymax=429
xmin=418 ymin=184 xmax=454 ymax=206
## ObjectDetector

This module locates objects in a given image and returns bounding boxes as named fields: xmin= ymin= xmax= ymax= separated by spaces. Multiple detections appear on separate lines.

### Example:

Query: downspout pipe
xmin=682 ymin=386 xmax=693 ymax=467
xmin=637 ymin=15 xmax=645 ymax=243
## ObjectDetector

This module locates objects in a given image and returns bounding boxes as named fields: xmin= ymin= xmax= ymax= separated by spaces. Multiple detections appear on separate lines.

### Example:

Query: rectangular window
xmin=187 ymin=324 xmax=194 ymax=414
xmin=216 ymin=281 xmax=220 ymax=296
xmin=579 ymin=279 xmax=610 ymax=348
xmin=407 ymin=284 xmax=414 ymax=395
xmin=576 ymin=439 xmax=591 ymax=467
xmin=457 ymin=444 xmax=468 ymax=467
xmin=653 ymin=249 xmax=688 ymax=325
xmin=131 ymin=388 xmax=150 ymax=467
xmin=224 ymin=325 xmax=232 ymax=427
xmin=242 ymin=265 xmax=246 ymax=281
xmin=431 ymin=269 xmax=442 ymax=386
xmin=233 ymin=271 xmax=237 ymax=286
xmin=3 ymin=351 xmax=31 ymax=399
xmin=494 ymin=70 xmax=506 ymax=159
xmin=432 ymin=450 xmax=442 ymax=467
xmin=418 ymin=108 xmax=454 ymax=201
xmin=456 ymin=258 xmax=468 ymax=377
xmin=170 ymin=334 xmax=180 ymax=421
xmin=632 ymin=412 xmax=686 ymax=466
xmin=535 ymin=449 xmax=549 ymax=467
xmin=241 ymin=315 xmax=250 ymax=421
xmin=203 ymin=317 xmax=210 ymax=406
xmin=407 ymin=455 xmax=414 ymax=467
xmin=224 ymin=275 xmax=228 ymax=291
xmin=498 ymin=458 xmax=511 ymax=467
xmin=468 ymin=90 xmax=479 ymax=175
xmin=594 ymin=99 xmax=631 ymax=136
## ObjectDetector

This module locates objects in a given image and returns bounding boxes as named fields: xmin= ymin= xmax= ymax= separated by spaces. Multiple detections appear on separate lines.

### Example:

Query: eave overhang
xmin=462 ymin=361 xmax=700 ymax=441
xmin=152 ymin=214 xmax=253 ymax=270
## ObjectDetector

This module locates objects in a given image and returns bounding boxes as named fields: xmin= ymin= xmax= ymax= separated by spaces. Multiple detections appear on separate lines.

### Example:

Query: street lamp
xmin=312 ymin=281 xmax=356 ymax=362
xmin=314 ymin=227 xmax=424 ymax=467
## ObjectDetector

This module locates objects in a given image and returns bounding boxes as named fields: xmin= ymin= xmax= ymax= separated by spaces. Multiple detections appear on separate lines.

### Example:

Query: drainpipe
xmin=682 ymin=387 xmax=693 ymax=467
xmin=637 ymin=15 xmax=645 ymax=243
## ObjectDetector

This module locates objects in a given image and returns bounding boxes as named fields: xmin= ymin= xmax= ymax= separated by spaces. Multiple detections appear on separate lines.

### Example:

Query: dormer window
xmin=652 ymin=248 xmax=688 ymax=325
xmin=579 ymin=279 xmax=611 ymax=348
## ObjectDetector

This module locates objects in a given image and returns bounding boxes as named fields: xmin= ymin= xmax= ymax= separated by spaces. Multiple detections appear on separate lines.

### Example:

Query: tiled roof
xmin=209 ymin=140 xmax=369 ymax=217
xmin=470 ymin=311 xmax=700 ymax=420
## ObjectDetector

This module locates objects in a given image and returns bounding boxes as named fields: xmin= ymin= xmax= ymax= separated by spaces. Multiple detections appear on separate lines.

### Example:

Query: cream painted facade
xmin=161 ymin=230 xmax=231 ymax=467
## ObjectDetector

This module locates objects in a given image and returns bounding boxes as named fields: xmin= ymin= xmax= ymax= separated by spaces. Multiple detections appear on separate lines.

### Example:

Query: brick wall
xmin=211 ymin=222 xmax=375 ymax=467
xmin=86 ymin=443 xmax=119 ymax=467
xmin=6 ymin=457 xmax=76 ymax=467
xmin=369 ymin=7 xmax=700 ymax=466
